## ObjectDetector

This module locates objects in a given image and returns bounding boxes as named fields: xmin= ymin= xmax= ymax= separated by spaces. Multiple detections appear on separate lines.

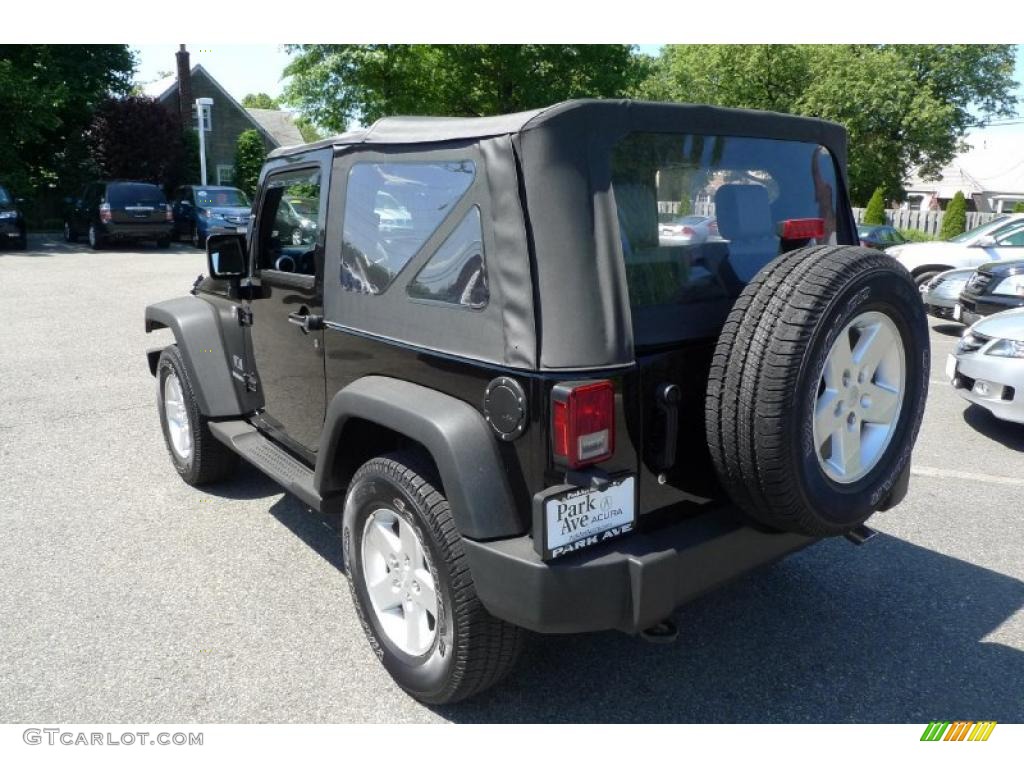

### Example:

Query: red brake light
xmin=551 ymin=380 xmax=615 ymax=469
xmin=99 ymin=203 xmax=112 ymax=224
xmin=779 ymin=218 xmax=825 ymax=240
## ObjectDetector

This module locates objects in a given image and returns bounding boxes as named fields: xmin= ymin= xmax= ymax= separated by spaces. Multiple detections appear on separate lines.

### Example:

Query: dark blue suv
xmin=171 ymin=185 xmax=252 ymax=248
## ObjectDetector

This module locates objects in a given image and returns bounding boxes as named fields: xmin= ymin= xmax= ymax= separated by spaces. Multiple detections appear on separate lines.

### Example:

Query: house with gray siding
xmin=144 ymin=46 xmax=303 ymax=186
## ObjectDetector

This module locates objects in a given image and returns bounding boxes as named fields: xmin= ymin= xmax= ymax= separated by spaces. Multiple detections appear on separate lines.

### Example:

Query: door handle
xmin=287 ymin=311 xmax=324 ymax=333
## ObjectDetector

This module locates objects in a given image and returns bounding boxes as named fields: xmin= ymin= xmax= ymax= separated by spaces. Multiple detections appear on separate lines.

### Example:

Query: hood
xmin=977 ymin=259 xmax=1024 ymax=278
xmin=972 ymin=307 xmax=1024 ymax=342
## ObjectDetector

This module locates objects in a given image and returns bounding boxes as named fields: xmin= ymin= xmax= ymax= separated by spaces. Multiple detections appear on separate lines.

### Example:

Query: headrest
xmin=714 ymin=184 xmax=774 ymax=240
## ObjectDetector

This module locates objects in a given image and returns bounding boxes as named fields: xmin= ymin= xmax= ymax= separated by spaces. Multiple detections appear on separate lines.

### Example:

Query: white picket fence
xmin=851 ymin=207 xmax=999 ymax=236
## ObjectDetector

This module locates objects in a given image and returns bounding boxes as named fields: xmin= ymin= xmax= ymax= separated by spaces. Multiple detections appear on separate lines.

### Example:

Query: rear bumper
xmin=102 ymin=222 xmax=174 ymax=240
xmin=463 ymin=509 xmax=817 ymax=634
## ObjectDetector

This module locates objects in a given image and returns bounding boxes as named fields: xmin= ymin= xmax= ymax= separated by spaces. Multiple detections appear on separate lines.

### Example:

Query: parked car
xmin=171 ymin=185 xmax=251 ymax=248
xmin=886 ymin=213 xmax=1024 ymax=287
xmin=0 ymin=184 xmax=27 ymax=250
xmin=856 ymin=223 xmax=906 ymax=251
xmin=658 ymin=214 xmax=719 ymax=244
xmin=948 ymin=308 xmax=1024 ymax=424
xmin=956 ymin=258 xmax=1024 ymax=325
xmin=144 ymin=100 xmax=928 ymax=704
xmin=64 ymin=181 xmax=174 ymax=249
xmin=921 ymin=267 xmax=975 ymax=322
xmin=279 ymin=196 xmax=319 ymax=246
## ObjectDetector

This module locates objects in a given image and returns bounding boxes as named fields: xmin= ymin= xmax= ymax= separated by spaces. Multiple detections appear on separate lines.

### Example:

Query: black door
xmin=247 ymin=166 xmax=327 ymax=457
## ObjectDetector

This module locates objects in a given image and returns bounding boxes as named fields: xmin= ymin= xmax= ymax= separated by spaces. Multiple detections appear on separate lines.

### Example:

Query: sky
xmin=133 ymin=43 xmax=1024 ymax=134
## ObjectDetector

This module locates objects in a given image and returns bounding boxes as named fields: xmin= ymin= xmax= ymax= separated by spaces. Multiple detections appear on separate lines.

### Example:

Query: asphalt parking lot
xmin=1 ymin=235 xmax=1021 ymax=723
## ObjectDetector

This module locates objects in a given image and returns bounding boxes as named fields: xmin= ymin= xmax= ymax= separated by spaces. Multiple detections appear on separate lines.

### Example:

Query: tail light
xmin=165 ymin=204 xmax=173 ymax=222
xmin=680 ymin=226 xmax=695 ymax=236
xmin=99 ymin=203 xmax=112 ymax=224
xmin=779 ymin=218 xmax=825 ymax=240
xmin=551 ymin=380 xmax=615 ymax=469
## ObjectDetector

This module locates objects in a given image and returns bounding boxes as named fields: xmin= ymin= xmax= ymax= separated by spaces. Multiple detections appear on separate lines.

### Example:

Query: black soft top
xmin=270 ymin=99 xmax=848 ymax=167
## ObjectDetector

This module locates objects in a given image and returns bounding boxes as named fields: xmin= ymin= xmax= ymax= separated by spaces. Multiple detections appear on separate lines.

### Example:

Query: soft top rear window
xmin=612 ymin=132 xmax=843 ymax=346
xmin=107 ymin=183 xmax=166 ymax=207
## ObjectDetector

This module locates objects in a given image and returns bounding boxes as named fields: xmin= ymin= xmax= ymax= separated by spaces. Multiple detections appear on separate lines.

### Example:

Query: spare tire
xmin=705 ymin=245 xmax=929 ymax=537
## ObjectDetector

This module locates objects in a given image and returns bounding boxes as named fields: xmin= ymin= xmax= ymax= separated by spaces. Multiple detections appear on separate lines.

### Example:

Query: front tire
xmin=64 ymin=221 xmax=77 ymax=243
xmin=343 ymin=452 xmax=523 ymax=704
xmin=706 ymin=245 xmax=929 ymax=537
xmin=156 ymin=345 xmax=238 ymax=486
xmin=191 ymin=224 xmax=205 ymax=249
xmin=157 ymin=237 xmax=171 ymax=249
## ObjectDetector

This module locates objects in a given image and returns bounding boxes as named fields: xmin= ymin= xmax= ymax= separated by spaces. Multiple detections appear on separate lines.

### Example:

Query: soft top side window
xmin=340 ymin=160 xmax=476 ymax=295
xmin=255 ymin=167 xmax=322 ymax=275
xmin=408 ymin=205 xmax=488 ymax=309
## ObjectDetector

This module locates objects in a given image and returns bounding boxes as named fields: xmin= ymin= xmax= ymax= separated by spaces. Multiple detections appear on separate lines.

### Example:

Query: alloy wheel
xmin=163 ymin=371 xmax=193 ymax=462
xmin=813 ymin=310 xmax=906 ymax=483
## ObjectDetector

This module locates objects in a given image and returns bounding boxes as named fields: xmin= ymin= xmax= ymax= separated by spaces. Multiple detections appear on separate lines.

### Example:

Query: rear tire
xmin=706 ymin=245 xmax=929 ymax=536
xmin=343 ymin=452 xmax=523 ymax=704
xmin=156 ymin=345 xmax=238 ymax=486
xmin=157 ymin=237 xmax=171 ymax=249
xmin=64 ymin=221 xmax=77 ymax=243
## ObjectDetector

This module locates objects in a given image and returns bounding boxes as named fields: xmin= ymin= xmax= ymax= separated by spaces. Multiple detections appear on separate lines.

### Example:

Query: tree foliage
xmin=863 ymin=187 xmax=887 ymax=224
xmin=87 ymin=96 xmax=187 ymax=188
xmin=242 ymin=92 xmax=280 ymax=109
xmin=282 ymin=44 xmax=648 ymax=132
xmin=294 ymin=115 xmax=324 ymax=144
xmin=233 ymin=129 xmax=266 ymax=196
xmin=0 ymin=45 xmax=135 ymax=193
xmin=940 ymin=191 xmax=968 ymax=240
xmin=1014 ymin=202 xmax=1024 ymax=214
xmin=639 ymin=45 xmax=1018 ymax=205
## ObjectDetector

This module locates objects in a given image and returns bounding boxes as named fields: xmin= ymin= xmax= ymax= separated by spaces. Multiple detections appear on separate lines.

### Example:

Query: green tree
xmin=282 ymin=44 xmax=648 ymax=132
xmin=639 ymin=45 xmax=1018 ymax=204
xmin=87 ymin=96 xmax=186 ymax=188
xmin=242 ymin=92 xmax=280 ymax=109
xmin=863 ymin=187 xmax=887 ymax=224
xmin=0 ymin=45 xmax=134 ymax=193
xmin=1013 ymin=202 xmax=1024 ymax=213
xmin=233 ymin=129 xmax=266 ymax=196
xmin=940 ymin=191 xmax=968 ymax=240
xmin=295 ymin=115 xmax=324 ymax=143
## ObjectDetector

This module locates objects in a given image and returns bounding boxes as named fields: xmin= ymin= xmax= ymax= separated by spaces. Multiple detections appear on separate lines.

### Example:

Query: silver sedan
xmin=947 ymin=307 xmax=1024 ymax=423
xmin=921 ymin=268 xmax=974 ymax=323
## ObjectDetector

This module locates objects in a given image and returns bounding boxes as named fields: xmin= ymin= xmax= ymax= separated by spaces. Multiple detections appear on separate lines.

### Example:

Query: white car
xmin=948 ymin=307 xmax=1024 ymax=424
xmin=887 ymin=214 xmax=1024 ymax=288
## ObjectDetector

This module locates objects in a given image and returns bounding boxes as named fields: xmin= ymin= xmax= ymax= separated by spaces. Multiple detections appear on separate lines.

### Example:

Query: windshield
xmin=287 ymin=198 xmax=317 ymax=217
xmin=0 ymin=187 xmax=11 ymax=206
xmin=949 ymin=216 xmax=1009 ymax=243
xmin=613 ymin=132 xmax=842 ymax=345
xmin=196 ymin=188 xmax=249 ymax=207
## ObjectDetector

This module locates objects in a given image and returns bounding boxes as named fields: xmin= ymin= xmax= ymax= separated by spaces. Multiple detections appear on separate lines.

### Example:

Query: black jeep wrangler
xmin=145 ymin=100 xmax=929 ymax=704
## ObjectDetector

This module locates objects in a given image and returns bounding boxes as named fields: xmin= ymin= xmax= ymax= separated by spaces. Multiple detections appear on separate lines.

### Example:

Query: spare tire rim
xmin=163 ymin=372 xmax=193 ymax=462
xmin=361 ymin=508 xmax=438 ymax=656
xmin=813 ymin=310 xmax=905 ymax=484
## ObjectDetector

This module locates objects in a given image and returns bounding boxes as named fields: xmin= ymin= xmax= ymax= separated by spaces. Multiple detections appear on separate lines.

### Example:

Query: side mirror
xmin=206 ymin=234 xmax=247 ymax=279
xmin=975 ymin=235 xmax=997 ymax=248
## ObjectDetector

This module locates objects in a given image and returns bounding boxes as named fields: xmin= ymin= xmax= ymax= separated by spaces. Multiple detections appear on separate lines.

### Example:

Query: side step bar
xmin=209 ymin=420 xmax=334 ymax=513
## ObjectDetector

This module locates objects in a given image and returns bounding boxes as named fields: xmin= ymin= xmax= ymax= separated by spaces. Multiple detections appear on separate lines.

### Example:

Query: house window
xmin=216 ymin=165 xmax=234 ymax=185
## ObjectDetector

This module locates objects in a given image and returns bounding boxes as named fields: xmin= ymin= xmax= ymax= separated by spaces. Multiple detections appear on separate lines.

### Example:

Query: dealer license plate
xmin=539 ymin=477 xmax=635 ymax=560
xmin=945 ymin=354 xmax=957 ymax=381
xmin=953 ymin=303 xmax=962 ymax=321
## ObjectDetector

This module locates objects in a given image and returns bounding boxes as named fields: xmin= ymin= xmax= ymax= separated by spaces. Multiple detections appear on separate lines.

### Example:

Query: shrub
xmin=1014 ymin=202 xmax=1024 ymax=213
xmin=863 ymin=187 xmax=886 ymax=225
xmin=940 ymin=191 xmax=967 ymax=240
xmin=232 ymin=130 xmax=266 ymax=197
xmin=897 ymin=228 xmax=937 ymax=243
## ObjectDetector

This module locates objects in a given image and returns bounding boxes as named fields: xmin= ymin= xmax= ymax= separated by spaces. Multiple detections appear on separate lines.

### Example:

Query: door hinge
xmin=235 ymin=306 xmax=253 ymax=327
xmin=242 ymin=372 xmax=258 ymax=393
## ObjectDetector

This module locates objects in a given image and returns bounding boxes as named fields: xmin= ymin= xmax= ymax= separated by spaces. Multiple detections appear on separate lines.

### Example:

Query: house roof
xmin=245 ymin=108 xmax=304 ymax=148
xmin=906 ymin=133 xmax=1024 ymax=197
xmin=141 ymin=63 xmax=292 ymax=149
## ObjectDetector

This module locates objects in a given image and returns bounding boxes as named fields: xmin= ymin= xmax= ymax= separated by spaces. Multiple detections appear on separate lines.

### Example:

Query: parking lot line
xmin=911 ymin=465 xmax=1024 ymax=487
